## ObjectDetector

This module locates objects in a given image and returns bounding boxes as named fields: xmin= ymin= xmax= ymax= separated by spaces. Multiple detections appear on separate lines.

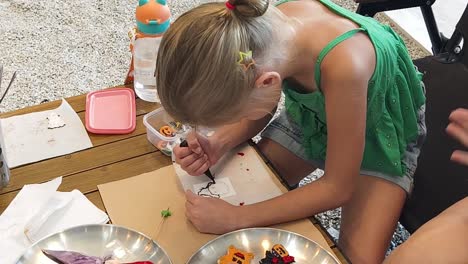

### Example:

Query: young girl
xmin=156 ymin=0 xmax=426 ymax=263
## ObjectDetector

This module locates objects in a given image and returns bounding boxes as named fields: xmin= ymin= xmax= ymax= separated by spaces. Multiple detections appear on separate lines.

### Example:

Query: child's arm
xmin=236 ymin=49 xmax=372 ymax=227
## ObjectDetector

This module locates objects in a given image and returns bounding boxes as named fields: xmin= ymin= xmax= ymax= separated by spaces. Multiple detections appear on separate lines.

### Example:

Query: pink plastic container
xmin=85 ymin=88 xmax=137 ymax=134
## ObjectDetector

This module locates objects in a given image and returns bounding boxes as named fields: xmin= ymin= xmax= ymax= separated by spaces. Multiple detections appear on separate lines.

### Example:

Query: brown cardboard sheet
xmin=98 ymin=144 xmax=337 ymax=264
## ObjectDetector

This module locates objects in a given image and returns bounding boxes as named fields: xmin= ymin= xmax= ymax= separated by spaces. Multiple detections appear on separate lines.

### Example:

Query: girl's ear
xmin=255 ymin=72 xmax=281 ymax=88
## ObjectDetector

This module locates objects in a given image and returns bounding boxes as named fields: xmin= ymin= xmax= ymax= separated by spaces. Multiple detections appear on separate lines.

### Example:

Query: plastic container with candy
xmin=143 ymin=108 xmax=186 ymax=156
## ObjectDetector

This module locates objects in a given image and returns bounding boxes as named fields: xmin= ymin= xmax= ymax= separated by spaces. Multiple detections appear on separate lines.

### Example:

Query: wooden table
xmin=0 ymin=86 xmax=349 ymax=263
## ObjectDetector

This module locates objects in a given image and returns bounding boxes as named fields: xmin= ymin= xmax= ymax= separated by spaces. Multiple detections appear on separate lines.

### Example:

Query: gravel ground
xmin=0 ymin=0 xmax=430 ymax=255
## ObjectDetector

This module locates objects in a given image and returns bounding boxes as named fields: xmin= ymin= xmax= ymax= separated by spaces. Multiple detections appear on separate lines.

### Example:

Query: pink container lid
xmin=86 ymin=88 xmax=137 ymax=134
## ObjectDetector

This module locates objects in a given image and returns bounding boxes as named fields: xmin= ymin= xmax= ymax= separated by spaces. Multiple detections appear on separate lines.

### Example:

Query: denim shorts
xmin=261 ymin=87 xmax=427 ymax=194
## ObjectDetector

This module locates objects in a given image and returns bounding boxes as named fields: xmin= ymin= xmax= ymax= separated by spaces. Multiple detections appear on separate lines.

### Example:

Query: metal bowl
xmin=16 ymin=224 xmax=172 ymax=264
xmin=187 ymin=228 xmax=340 ymax=264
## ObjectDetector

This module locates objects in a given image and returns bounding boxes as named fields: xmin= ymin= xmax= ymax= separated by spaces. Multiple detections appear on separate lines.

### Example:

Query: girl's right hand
xmin=173 ymin=132 xmax=227 ymax=176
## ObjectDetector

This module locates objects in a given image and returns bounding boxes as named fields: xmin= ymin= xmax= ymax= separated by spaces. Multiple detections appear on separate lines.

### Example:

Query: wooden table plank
xmin=1 ymin=135 xmax=157 ymax=194
xmin=309 ymin=216 xmax=319 ymax=224
xmin=86 ymin=191 xmax=106 ymax=212
xmin=135 ymin=99 xmax=160 ymax=116
xmin=313 ymin=222 xmax=351 ymax=263
xmin=57 ymin=152 xmax=171 ymax=194
xmin=0 ymin=152 xmax=173 ymax=213
xmin=0 ymin=190 xmax=21 ymax=213
xmin=332 ymin=246 xmax=351 ymax=264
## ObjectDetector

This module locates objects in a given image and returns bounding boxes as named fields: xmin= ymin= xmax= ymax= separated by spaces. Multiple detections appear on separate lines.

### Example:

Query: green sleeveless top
xmin=276 ymin=0 xmax=426 ymax=177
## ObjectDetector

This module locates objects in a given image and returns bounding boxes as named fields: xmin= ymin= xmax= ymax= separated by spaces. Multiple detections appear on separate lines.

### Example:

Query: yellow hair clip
xmin=237 ymin=50 xmax=255 ymax=71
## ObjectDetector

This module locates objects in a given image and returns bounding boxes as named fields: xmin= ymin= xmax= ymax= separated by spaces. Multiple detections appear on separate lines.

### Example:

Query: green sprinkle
xmin=161 ymin=208 xmax=172 ymax=218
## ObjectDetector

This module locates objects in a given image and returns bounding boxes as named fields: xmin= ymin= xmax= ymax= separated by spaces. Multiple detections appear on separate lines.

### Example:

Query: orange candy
xmin=159 ymin=125 xmax=174 ymax=137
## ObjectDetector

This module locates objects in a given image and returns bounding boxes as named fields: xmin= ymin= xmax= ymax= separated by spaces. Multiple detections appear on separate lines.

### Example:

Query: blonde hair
xmin=156 ymin=0 xmax=289 ymax=127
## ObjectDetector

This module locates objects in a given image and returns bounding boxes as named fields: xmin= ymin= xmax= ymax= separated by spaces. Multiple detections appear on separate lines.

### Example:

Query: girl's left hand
xmin=185 ymin=190 xmax=240 ymax=234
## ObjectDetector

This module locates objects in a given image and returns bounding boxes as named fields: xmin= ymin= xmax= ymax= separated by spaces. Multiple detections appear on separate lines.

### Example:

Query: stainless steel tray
xmin=187 ymin=227 xmax=340 ymax=263
xmin=16 ymin=224 xmax=172 ymax=264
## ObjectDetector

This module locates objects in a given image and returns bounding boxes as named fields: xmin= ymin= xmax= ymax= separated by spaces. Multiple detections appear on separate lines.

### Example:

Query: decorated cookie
xmin=272 ymin=244 xmax=290 ymax=258
xmin=260 ymin=244 xmax=295 ymax=264
xmin=218 ymin=245 xmax=254 ymax=264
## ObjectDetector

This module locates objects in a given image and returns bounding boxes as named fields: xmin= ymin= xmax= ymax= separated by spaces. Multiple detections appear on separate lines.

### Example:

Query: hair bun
xmin=228 ymin=0 xmax=269 ymax=18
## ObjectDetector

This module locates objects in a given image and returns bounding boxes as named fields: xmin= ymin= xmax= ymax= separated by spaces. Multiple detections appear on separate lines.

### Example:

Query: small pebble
xmin=327 ymin=227 xmax=340 ymax=241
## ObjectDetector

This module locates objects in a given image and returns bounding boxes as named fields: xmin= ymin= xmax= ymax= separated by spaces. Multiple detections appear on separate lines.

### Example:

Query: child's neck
xmin=279 ymin=24 xmax=321 ymax=93
xmin=266 ymin=1 xmax=330 ymax=93
xmin=276 ymin=0 xmax=364 ymax=93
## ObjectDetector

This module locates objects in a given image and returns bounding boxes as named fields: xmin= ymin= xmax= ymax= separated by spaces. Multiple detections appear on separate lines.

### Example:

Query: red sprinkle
xmin=237 ymin=152 xmax=245 ymax=156
xmin=239 ymin=202 xmax=245 ymax=206
xmin=234 ymin=252 xmax=245 ymax=258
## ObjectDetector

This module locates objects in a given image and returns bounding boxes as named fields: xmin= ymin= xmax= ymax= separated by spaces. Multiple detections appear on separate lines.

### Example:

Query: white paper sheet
xmin=0 ymin=177 xmax=108 ymax=264
xmin=0 ymin=99 xmax=93 ymax=168
xmin=193 ymin=177 xmax=237 ymax=198
xmin=174 ymin=143 xmax=283 ymax=206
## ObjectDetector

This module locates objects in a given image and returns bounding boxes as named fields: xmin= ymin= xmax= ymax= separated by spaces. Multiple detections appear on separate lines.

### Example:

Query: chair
xmin=354 ymin=0 xmax=448 ymax=54
xmin=399 ymin=4 xmax=468 ymax=233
